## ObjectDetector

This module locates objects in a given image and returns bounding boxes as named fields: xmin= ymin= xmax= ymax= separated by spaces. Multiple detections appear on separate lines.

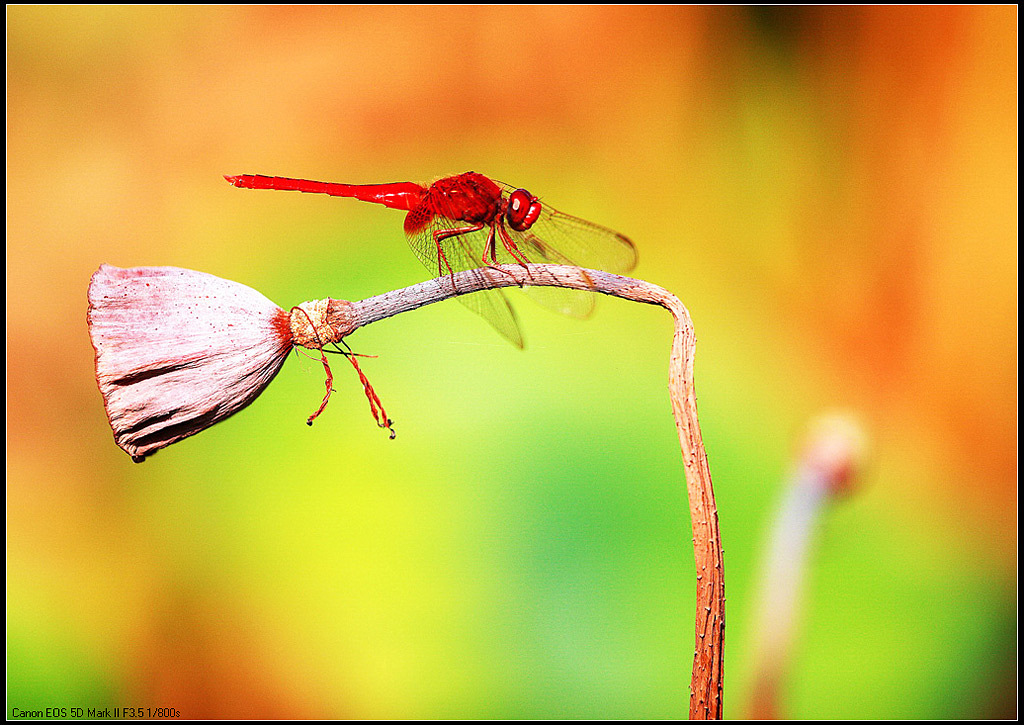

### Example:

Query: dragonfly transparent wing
xmin=405 ymin=182 xmax=638 ymax=345
xmin=498 ymin=182 xmax=638 ymax=319
xmin=406 ymin=219 xmax=525 ymax=348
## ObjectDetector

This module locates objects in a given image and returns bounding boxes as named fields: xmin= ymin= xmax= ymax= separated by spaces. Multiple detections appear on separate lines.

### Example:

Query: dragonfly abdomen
xmin=225 ymin=175 xmax=426 ymax=211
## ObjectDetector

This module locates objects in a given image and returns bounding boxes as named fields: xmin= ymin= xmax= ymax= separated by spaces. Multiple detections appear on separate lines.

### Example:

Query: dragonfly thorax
xmin=425 ymin=172 xmax=505 ymax=225
xmin=418 ymin=173 xmax=543 ymax=234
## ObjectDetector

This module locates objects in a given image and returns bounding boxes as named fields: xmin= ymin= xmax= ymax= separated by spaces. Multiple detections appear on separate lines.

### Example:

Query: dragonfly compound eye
xmin=506 ymin=188 xmax=542 ymax=232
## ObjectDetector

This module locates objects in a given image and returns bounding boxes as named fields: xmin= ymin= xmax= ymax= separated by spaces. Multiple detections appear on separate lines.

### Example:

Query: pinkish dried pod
xmin=88 ymin=265 xmax=385 ymax=461
xmin=87 ymin=265 xmax=295 ymax=461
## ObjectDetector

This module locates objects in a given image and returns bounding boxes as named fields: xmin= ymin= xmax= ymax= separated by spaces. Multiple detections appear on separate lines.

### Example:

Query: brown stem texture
xmin=326 ymin=265 xmax=725 ymax=718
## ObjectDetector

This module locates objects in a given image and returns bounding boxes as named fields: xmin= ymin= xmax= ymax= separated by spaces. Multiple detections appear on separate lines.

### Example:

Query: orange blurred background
xmin=7 ymin=6 xmax=1016 ymax=719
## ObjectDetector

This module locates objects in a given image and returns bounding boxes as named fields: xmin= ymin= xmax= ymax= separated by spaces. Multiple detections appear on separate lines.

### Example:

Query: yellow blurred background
xmin=7 ymin=6 xmax=1016 ymax=719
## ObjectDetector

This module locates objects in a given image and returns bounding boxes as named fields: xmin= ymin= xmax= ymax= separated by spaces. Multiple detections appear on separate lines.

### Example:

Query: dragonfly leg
xmin=496 ymin=221 xmax=531 ymax=268
xmin=482 ymin=225 xmax=498 ymax=266
xmin=432 ymin=224 xmax=483 ymax=290
xmin=495 ymin=222 xmax=531 ymax=288
xmin=474 ymin=223 xmax=526 ymax=283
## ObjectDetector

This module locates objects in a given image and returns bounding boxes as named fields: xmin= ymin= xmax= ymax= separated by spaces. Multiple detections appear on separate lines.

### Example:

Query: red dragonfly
xmin=224 ymin=172 xmax=638 ymax=348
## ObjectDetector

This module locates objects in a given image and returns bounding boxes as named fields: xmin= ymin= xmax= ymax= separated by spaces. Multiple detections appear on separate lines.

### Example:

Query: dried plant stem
xmin=330 ymin=264 xmax=725 ymax=719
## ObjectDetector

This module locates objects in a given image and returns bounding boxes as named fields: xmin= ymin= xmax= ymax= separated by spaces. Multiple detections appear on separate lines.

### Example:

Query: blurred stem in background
xmin=747 ymin=413 xmax=867 ymax=719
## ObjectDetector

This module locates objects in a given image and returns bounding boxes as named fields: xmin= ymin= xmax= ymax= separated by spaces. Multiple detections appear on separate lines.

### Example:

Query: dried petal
xmin=87 ymin=264 xmax=293 ymax=462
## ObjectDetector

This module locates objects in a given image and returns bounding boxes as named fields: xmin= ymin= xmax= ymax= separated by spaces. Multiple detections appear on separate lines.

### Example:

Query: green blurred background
xmin=7 ymin=6 xmax=1016 ymax=719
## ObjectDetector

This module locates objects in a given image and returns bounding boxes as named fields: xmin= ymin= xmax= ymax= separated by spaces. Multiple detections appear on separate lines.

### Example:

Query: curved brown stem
xmin=313 ymin=264 xmax=724 ymax=718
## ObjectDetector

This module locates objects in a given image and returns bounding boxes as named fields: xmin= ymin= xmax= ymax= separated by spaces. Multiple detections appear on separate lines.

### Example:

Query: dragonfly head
xmin=506 ymin=188 xmax=542 ymax=232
